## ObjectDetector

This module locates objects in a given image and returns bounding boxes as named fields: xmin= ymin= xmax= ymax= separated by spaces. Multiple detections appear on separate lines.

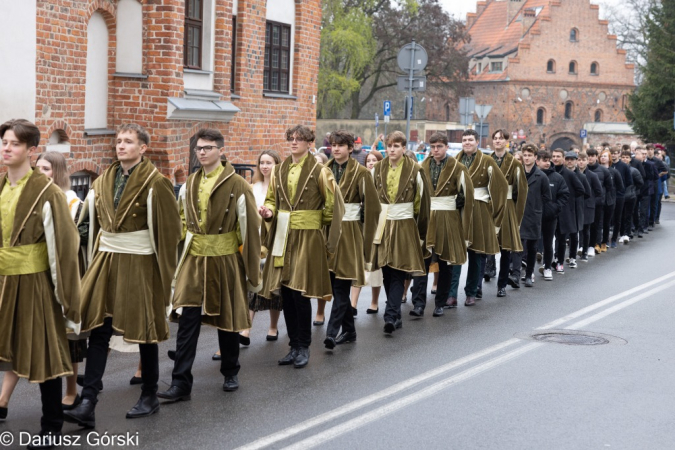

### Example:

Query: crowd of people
xmin=0 ymin=118 xmax=670 ymax=449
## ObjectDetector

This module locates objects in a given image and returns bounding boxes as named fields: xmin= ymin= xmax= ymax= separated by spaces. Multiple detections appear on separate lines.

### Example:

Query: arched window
xmin=537 ymin=108 xmax=546 ymax=125
xmin=590 ymin=62 xmax=598 ymax=75
xmin=116 ymin=0 xmax=143 ymax=74
xmin=85 ymin=12 xmax=109 ymax=129
xmin=594 ymin=109 xmax=603 ymax=122
xmin=547 ymin=59 xmax=555 ymax=73
xmin=568 ymin=61 xmax=577 ymax=74
xmin=570 ymin=28 xmax=578 ymax=42
xmin=564 ymin=101 xmax=573 ymax=119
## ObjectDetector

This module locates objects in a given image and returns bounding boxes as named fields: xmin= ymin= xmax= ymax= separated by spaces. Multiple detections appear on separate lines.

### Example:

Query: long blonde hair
xmin=252 ymin=150 xmax=281 ymax=183
xmin=36 ymin=152 xmax=70 ymax=190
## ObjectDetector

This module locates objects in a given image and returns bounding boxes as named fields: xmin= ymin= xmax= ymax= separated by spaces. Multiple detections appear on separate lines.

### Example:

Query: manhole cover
xmin=515 ymin=329 xmax=627 ymax=346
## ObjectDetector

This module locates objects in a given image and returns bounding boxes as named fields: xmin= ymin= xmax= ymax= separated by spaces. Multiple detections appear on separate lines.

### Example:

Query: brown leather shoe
xmin=600 ymin=243 xmax=607 ymax=252
xmin=464 ymin=296 xmax=476 ymax=306
xmin=445 ymin=297 xmax=458 ymax=308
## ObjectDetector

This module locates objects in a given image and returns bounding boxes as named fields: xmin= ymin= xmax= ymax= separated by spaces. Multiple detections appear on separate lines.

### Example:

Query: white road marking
xmin=235 ymin=271 xmax=675 ymax=450
xmin=282 ymin=278 xmax=675 ymax=450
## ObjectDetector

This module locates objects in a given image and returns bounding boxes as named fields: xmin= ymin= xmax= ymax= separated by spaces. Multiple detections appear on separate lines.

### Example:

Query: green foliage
xmin=626 ymin=1 xmax=675 ymax=144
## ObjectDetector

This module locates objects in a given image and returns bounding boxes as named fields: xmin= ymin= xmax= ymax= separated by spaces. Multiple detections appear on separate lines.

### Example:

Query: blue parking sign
xmin=580 ymin=129 xmax=587 ymax=139
xmin=384 ymin=101 xmax=391 ymax=117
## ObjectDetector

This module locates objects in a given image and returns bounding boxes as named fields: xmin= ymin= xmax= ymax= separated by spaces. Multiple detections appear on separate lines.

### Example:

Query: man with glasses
xmin=158 ymin=128 xmax=261 ymax=402
xmin=259 ymin=125 xmax=344 ymax=368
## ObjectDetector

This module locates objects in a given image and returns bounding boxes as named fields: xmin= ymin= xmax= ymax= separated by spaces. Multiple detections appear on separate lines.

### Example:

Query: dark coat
xmin=630 ymin=158 xmax=648 ymax=197
xmin=583 ymin=168 xmax=602 ymax=225
xmin=588 ymin=163 xmax=613 ymax=206
xmin=641 ymin=158 xmax=657 ymax=195
xmin=519 ymin=165 xmax=551 ymax=241
xmin=554 ymin=164 xmax=585 ymax=234
xmin=625 ymin=166 xmax=643 ymax=200
xmin=607 ymin=166 xmax=624 ymax=206
xmin=611 ymin=160 xmax=633 ymax=198
xmin=573 ymin=167 xmax=590 ymax=231
xmin=542 ymin=168 xmax=570 ymax=222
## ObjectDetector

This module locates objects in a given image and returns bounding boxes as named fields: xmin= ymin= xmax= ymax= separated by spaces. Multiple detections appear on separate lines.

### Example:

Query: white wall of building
xmin=85 ymin=12 xmax=109 ymax=129
xmin=266 ymin=0 xmax=295 ymax=94
xmin=116 ymin=0 xmax=143 ymax=74
xmin=0 ymin=0 xmax=37 ymax=123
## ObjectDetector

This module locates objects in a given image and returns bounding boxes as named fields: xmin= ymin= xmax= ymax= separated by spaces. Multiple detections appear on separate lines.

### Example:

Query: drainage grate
xmin=515 ymin=329 xmax=627 ymax=346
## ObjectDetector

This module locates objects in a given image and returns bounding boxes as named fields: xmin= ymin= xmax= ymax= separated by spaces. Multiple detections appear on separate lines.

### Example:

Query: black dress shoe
xmin=445 ymin=297 xmax=458 ymax=308
xmin=167 ymin=350 xmax=176 ymax=361
xmin=278 ymin=348 xmax=299 ymax=365
xmin=266 ymin=331 xmax=279 ymax=341
xmin=507 ymin=275 xmax=520 ymax=289
xmin=335 ymin=331 xmax=357 ymax=344
xmin=366 ymin=308 xmax=379 ymax=314
xmin=497 ymin=287 xmax=507 ymax=297
xmin=76 ymin=374 xmax=103 ymax=392
xmin=239 ymin=334 xmax=251 ymax=346
xmin=384 ymin=321 xmax=395 ymax=334
xmin=395 ymin=318 xmax=403 ymax=329
xmin=63 ymin=398 xmax=96 ymax=428
xmin=26 ymin=431 xmax=61 ymax=449
xmin=432 ymin=307 xmax=444 ymax=317
xmin=324 ymin=336 xmax=337 ymax=350
xmin=0 ymin=405 xmax=6 ymax=421
xmin=476 ymin=287 xmax=483 ymax=299
xmin=409 ymin=306 xmax=424 ymax=317
xmin=126 ymin=394 xmax=160 ymax=419
xmin=130 ymin=376 xmax=143 ymax=385
xmin=430 ymin=289 xmax=437 ymax=294
xmin=157 ymin=385 xmax=191 ymax=403
xmin=351 ymin=306 xmax=358 ymax=317
xmin=223 ymin=375 xmax=239 ymax=392
xmin=293 ymin=347 xmax=310 ymax=368
xmin=524 ymin=278 xmax=534 ymax=287
xmin=313 ymin=320 xmax=325 ymax=326
xmin=212 ymin=353 xmax=222 ymax=361
xmin=62 ymin=394 xmax=82 ymax=411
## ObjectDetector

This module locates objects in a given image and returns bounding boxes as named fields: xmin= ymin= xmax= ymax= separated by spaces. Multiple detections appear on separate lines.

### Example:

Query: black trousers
xmin=569 ymin=231 xmax=579 ymax=260
xmin=171 ymin=306 xmax=240 ymax=391
xmin=382 ymin=265 xmax=407 ymax=323
xmin=497 ymin=249 xmax=512 ymax=289
xmin=412 ymin=255 xmax=453 ymax=310
xmin=581 ymin=223 xmax=591 ymax=255
xmin=326 ymin=272 xmax=355 ymax=338
xmin=485 ymin=254 xmax=496 ymax=276
xmin=638 ymin=195 xmax=649 ymax=231
xmin=622 ymin=197 xmax=636 ymax=236
xmin=449 ymin=250 xmax=483 ymax=297
xmin=649 ymin=190 xmax=658 ymax=226
xmin=656 ymin=193 xmax=664 ymax=222
xmin=590 ymin=207 xmax=603 ymax=248
xmin=39 ymin=377 xmax=63 ymax=432
xmin=82 ymin=317 xmax=159 ymax=401
xmin=511 ymin=240 xmax=537 ymax=279
xmin=541 ymin=219 xmax=557 ymax=269
xmin=612 ymin=198 xmax=625 ymax=242
xmin=554 ymin=227 xmax=568 ymax=265
xmin=281 ymin=286 xmax=312 ymax=349
xmin=601 ymin=204 xmax=615 ymax=244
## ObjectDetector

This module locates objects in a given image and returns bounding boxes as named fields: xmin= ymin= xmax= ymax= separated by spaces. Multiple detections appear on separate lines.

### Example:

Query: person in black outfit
xmin=577 ymin=153 xmax=602 ymax=260
xmin=621 ymin=149 xmax=643 ymax=240
xmin=599 ymin=149 xmax=623 ymax=250
xmin=641 ymin=147 xmax=659 ymax=231
xmin=610 ymin=146 xmax=633 ymax=245
xmin=552 ymin=149 xmax=585 ymax=272
xmin=587 ymin=148 xmax=613 ymax=253
xmin=566 ymin=154 xmax=590 ymax=266
xmin=537 ymin=150 xmax=569 ymax=280
xmin=630 ymin=148 xmax=649 ymax=237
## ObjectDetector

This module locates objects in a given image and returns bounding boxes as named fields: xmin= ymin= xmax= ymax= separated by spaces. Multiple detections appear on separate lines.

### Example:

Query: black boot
xmin=293 ymin=347 xmax=310 ymax=368
xmin=278 ymin=348 xmax=299 ymax=365
xmin=63 ymin=398 xmax=96 ymax=428
xmin=126 ymin=394 xmax=160 ymax=419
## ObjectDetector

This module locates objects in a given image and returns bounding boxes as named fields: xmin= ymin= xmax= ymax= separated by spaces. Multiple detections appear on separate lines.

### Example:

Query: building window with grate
xmin=490 ymin=61 xmax=503 ymax=72
xmin=264 ymin=21 xmax=291 ymax=93
xmin=70 ymin=172 xmax=94 ymax=201
xmin=184 ymin=0 xmax=203 ymax=69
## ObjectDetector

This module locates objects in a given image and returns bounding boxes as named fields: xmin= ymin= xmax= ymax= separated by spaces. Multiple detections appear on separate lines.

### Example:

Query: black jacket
xmin=606 ymin=166 xmax=624 ymax=206
xmin=611 ymin=160 xmax=633 ymax=198
xmin=588 ymin=162 xmax=614 ymax=206
xmin=573 ymin=167 xmax=590 ymax=230
xmin=582 ymin=168 xmax=602 ymax=225
xmin=630 ymin=158 xmax=648 ymax=197
xmin=642 ymin=158 xmax=658 ymax=195
xmin=625 ymin=166 xmax=643 ymax=200
xmin=520 ymin=165 xmax=552 ymax=241
xmin=542 ymin=167 xmax=570 ymax=222
xmin=554 ymin=164 xmax=585 ymax=234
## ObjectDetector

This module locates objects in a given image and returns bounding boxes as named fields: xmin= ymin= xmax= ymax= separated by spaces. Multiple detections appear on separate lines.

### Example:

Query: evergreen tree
xmin=626 ymin=1 xmax=675 ymax=144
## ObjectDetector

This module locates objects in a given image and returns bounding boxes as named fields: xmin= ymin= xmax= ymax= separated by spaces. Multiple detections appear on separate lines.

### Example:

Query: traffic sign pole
xmin=405 ymin=41 xmax=416 ymax=146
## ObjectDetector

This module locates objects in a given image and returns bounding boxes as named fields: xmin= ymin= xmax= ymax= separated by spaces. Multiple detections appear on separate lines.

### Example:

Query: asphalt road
xmin=3 ymin=203 xmax=675 ymax=450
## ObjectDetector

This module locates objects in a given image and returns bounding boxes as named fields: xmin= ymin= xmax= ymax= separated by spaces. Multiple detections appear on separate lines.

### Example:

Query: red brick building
xmin=428 ymin=0 xmax=635 ymax=150
xmin=0 ymin=0 xmax=321 ymax=188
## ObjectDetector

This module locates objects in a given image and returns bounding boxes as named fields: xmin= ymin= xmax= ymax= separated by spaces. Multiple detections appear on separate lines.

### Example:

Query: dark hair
xmin=586 ymin=148 xmax=598 ymax=157
xmin=578 ymin=152 xmax=589 ymax=160
xmin=645 ymin=144 xmax=654 ymax=151
xmin=0 ymin=119 xmax=40 ymax=148
xmin=36 ymin=152 xmax=70 ymax=190
xmin=194 ymin=128 xmax=225 ymax=148
xmin=601 ymin=142 xmax=610 ymax=148
xmin=462 ymin=129 xmax=479 ymax=140
xmin=285 ymin=125 xmax=315 ymax=143
xmin=521 ymin=143 xmax=538 ymax=155
xmin=386 ymin=131 xmax=407 ymax=147
xmin=537 ymin=150 xmax=551 ymax=160
xmin=570 ymin=145 xmax=580 ymax=151
xmin=329 ymin=130 xmax=354 ymax=149
xmin=622 ymin=144 xmax=630 ymax=151
xmin=620 ymin=149 xmax=632 ymax=158
xmin=429 ymin=132 xmax=449 ymax=145
xmin=252 ymin=149 xmax=281 ymax=183
xmin=117 ymin=124 xmax=150 ymax=146
xmin=491 ymin=129 xmax=510 ymax=140
xmin=551 ymin=148 xmax=565 ymax=157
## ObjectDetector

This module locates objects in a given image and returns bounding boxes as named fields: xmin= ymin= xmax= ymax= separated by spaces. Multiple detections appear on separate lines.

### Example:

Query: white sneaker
xmin=543 ymin=268 xmax=553 ymax=280
xmin=618 ymin=236 xmax=625 ymax=244
xmin=568 ymin=258 xmax=577 ymax=269
xmin=587 ymin=247 xmax=595 ymax=257
xmin=622 ymin=235 xmax=630 ymax=244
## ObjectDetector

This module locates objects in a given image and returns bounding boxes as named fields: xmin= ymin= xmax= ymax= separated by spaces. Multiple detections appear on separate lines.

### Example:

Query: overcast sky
xmin=439 ymin=0 xmax=624 ymax=21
